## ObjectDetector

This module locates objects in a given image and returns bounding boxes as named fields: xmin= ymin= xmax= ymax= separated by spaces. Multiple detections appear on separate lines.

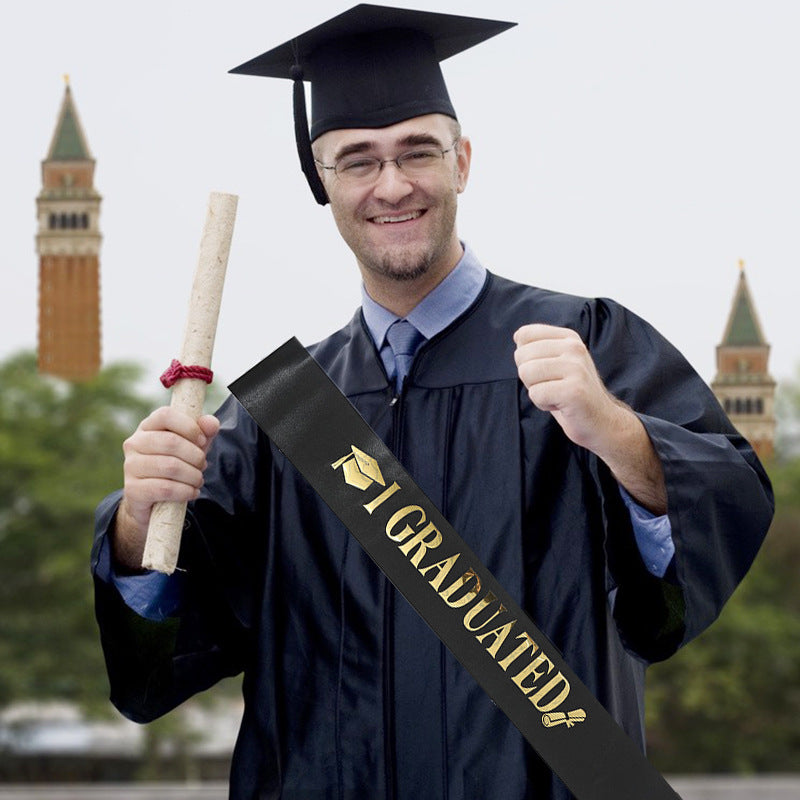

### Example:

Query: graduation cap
xmin=230 ymin=4 xmax=516 ymax=205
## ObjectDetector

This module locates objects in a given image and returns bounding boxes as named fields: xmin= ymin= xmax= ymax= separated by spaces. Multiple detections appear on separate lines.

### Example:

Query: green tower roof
xmin=46 ymin=83 xmax=92 ymax=162
xmin=721 ymin=267 xmax=767 ymax=347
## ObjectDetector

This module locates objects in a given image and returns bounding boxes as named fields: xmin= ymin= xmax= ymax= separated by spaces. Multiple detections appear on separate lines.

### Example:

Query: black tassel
xmin=291 ymin=64 xmax=328 ymax=206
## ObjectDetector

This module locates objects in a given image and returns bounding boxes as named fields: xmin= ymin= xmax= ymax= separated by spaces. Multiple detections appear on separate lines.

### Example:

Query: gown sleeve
xmin=91 ymin=394 xmax=270 ymax=722
xmin=582 ymin=298 xmax=773 ymax=662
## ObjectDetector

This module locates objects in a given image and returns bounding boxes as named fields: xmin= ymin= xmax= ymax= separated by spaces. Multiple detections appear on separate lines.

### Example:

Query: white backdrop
xmin=3 ymin=1 xmax=798 ymax=390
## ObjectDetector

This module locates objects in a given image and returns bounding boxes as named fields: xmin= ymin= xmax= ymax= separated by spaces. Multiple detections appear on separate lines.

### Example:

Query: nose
xmin=371 ymin=161 xmax=415 ymax=204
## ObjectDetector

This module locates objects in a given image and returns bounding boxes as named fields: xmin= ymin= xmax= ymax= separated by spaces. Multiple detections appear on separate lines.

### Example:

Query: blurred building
xmin=712 ymin=262 xmax=776 ymax=460
xmin=36 ymin=78 xmax=102 ymax=381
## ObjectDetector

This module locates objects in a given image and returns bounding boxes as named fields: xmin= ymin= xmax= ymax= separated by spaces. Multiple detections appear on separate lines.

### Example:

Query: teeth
xmin=373 ymin=211 xmax=422 ymax=224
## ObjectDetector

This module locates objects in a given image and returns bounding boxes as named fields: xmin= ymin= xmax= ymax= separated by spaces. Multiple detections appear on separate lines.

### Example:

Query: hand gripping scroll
xmin=141 ymin=191 xmax=238 ymax=574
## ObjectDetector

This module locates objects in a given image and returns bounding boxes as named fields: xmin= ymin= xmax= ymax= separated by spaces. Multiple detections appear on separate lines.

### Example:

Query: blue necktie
xmin=385 ymin=319 xmax=424 ymax=389
xmin=386 ymin=320 xmax=437 ymax=792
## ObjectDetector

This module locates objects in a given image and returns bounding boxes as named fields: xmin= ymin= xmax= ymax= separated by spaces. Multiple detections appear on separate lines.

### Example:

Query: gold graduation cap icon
xmin=332 ymin=445 xmax=386 ymax=491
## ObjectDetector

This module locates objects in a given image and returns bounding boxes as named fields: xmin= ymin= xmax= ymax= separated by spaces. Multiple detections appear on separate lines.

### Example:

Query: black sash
xmin=229 ymin=338 xmax=681 ymax=800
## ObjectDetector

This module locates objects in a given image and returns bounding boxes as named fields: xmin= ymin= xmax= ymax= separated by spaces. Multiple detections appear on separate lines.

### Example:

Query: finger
xmin=513 ymin=337 xmax=577 ymax=368
xmin=139 ymin=407 xmax=209 ymax=447
xmin=122 ymin=474 xmax=203 ymax=530
xmin=518 ymin=351 xmax=600 ymax=400
xmin=125 ymin=477 xmax=203 ymax=508
xmin=124 ymin=429 xmax=208 ymax=470
xmin=124 ymin=451 xmax=206 ymax=488
xmin=197 ymin=414 xmax=221 ymax=450
xmin=513 ymin=324 xmax=578 ymax=347
xmin=525 ymin=381 xmax=565 ymax=413
xmin=516 ymin=357 xmax=568 ymax=391
xmin=513 ymin=328 xmax=585 ymax=371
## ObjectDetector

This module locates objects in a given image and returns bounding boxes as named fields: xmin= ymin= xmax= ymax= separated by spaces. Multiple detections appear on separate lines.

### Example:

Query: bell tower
xmin=711 ymin=262 xmax=775 ymax=460
xmin=36 ymin=78 xmax=102 ymax=381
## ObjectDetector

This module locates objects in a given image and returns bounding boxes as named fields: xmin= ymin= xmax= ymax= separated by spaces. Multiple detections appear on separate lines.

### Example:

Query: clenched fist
xmin=513 ymin=324 xmax=625 ymax=454
xmin=513 ymin=324 xmax=667 ymax=514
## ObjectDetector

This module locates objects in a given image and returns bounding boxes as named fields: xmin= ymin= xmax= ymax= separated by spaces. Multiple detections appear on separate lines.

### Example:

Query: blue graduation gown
xmin=93 ymin=272 xmax=773 ymax=799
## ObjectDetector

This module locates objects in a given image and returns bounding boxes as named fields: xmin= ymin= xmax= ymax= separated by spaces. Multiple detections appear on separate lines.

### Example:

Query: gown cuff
xmin=95 ymin=535 xmax=181 ymax=621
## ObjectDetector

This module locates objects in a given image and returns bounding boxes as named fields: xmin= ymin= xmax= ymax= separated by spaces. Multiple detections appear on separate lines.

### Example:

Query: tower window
xmin=730 ymin=397 xmax=765 ymax=415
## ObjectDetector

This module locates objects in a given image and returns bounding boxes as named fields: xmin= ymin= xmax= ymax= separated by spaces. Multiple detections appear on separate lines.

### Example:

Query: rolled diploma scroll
xmin=141 ymin=191 xmax=238 ymax=574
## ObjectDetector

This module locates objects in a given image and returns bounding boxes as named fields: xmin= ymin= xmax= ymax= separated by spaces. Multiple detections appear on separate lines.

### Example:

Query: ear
xmin=311 ymin=137 xmax=335 ymax=202
xmin=455 ymin=136 xmax=472 ymax=194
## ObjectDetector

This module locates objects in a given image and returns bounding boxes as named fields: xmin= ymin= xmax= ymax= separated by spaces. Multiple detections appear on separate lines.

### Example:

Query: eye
xmin=338 ymin=156 xmax=379 ymax=176
xmin=399 ymin=149 xmax=440 ymax=167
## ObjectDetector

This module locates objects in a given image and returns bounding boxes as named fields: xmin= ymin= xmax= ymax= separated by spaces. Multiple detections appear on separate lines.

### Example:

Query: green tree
xmin=776 ymin=367 xmax=800 ymax=458
xmin=0 ymin=352 xmax=154 ymax=712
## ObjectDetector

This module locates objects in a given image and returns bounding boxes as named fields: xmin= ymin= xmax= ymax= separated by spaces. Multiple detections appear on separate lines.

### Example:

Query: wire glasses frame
xmin=315 ymin=140 xmax=460 ymax=184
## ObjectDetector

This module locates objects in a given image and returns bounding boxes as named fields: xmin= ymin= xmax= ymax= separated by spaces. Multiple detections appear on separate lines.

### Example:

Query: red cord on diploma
xmin=160 ymin=359 xmax=214 ymax=388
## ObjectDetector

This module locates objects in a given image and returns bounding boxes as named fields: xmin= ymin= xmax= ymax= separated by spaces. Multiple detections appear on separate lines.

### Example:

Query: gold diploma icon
xmin=542 ymin=710 xmax=587 ymax=729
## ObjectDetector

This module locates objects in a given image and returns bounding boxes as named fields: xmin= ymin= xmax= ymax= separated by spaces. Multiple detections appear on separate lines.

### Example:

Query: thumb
xmin=197 ymin=414 xmax=221 ymax=447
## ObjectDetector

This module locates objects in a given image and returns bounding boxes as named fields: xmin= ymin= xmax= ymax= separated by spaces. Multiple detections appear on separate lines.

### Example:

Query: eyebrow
xmin=332 ymin=132 xmax=445 ymax=162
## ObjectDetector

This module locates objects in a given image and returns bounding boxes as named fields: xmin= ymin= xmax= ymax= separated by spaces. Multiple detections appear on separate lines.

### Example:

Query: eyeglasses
xmin=315 ymin=141 xmax=459 ymax=184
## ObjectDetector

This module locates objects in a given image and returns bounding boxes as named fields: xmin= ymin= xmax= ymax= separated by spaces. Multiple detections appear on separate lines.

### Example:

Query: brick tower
xmin=711 ymin=262 xmax=775 ymax=460
xmin=36 ymin=78 xmax=102 ymax=381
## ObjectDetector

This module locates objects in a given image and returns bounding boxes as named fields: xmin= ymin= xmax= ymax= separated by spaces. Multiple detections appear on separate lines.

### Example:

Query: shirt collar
xmin=360 ymin=242 xmax=487 ymax=349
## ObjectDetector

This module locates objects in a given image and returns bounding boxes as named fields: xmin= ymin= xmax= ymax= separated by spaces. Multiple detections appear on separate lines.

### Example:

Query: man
xmin=93 ymin=6 xmax=773 ymax=799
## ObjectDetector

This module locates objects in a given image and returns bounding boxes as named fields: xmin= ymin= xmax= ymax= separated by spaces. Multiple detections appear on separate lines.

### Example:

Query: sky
xmin=2 ymin=0 xmax=799 ymax=395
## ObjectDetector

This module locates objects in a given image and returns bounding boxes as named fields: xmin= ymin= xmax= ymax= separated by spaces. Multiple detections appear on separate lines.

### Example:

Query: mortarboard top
xmin=230 ymin=4 xmax=516 ymax=205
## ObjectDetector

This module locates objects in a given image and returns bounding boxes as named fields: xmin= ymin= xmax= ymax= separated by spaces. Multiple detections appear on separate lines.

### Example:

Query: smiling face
xmin=314 ymin=114 xmax=471 ymax=299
